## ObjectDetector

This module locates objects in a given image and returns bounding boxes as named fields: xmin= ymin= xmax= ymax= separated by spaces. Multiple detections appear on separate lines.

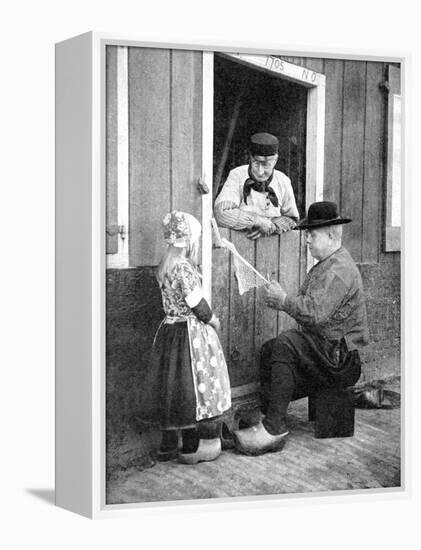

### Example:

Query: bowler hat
xmin=294 ymin=201 xmax=352 ymax=230
xmin=248 ymin=133 xmax=279 ymax=157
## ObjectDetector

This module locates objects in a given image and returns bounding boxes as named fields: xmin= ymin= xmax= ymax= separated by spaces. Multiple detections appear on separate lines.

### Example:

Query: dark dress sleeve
xmin=191 ymin=298 xmax=213 ymax=323
xmin=176 ymin=261 xmax=214 ymax=323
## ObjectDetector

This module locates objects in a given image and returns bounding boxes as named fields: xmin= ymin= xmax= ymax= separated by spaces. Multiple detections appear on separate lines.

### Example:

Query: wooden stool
xmin=308 ymin=387 xmax=355 ymax=438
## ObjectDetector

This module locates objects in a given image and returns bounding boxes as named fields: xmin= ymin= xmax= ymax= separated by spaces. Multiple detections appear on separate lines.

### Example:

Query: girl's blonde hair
xmin=157 ymin=238 xmax=200 ymax=286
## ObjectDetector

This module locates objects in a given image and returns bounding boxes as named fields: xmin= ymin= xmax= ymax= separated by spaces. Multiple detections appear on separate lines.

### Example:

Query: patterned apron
xmin=186 ymin=316 xmax=231 ymax=421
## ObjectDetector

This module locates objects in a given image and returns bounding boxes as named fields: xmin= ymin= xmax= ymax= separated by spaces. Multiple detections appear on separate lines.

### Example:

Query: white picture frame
xmin=55 ymin=31 xmax=408 ymax=518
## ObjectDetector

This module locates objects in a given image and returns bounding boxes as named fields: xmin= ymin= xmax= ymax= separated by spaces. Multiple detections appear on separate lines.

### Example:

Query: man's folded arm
xmin=214 ymin=200 xmax=261 ymax=230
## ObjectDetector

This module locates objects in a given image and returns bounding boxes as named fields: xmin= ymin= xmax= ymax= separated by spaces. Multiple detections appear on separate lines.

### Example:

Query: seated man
xmin=233 ymin=201 xmax=369 ymax=455
xmin=214 ymin=132 xmax=299 ymax=240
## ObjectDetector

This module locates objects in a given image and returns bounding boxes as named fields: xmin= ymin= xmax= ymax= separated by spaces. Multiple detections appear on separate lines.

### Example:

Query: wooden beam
xmin=306 ymin=75 xmax=326 ymax=270
xmin=201 ymin=51 xmax=214 ymax=304
xmin=223 ymin=52 xmax=324 ymax=87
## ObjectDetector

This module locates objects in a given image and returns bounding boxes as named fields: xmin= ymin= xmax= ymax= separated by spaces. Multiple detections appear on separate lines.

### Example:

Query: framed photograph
xmin=55 ymin=32 xmax=405 ymax=518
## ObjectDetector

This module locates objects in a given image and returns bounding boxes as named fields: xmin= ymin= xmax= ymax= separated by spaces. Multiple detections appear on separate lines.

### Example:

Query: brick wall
xmin=106 ymin=268 xmax=164 ymax=476
xmin=358 ymin=253 xmax=401 ymax=381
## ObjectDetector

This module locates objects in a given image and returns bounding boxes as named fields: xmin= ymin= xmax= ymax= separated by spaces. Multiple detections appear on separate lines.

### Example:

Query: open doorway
xmin=213 ymin=53 xmax=307 ymax=218
xmin=211 ymin=53 xmax=310 ymax=390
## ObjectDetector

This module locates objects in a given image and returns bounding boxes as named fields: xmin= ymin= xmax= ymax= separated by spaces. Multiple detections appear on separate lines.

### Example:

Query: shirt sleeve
xmin=190 ymin=298 xmax=213 ymax=323
xmin=214 ymin=200 xmax=263 ymax=230
xmin=282 ymin=269 xmax=349 ymax=328
xmin=214 ymin=169 xmax=260 ymax=230
xmin=278 ymin=175 xmax=299 ymax=220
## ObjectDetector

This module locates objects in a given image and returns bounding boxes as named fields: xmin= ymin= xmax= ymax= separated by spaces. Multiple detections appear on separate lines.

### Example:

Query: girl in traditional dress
xmin=139 ymin=211 xmax=231 ymax=464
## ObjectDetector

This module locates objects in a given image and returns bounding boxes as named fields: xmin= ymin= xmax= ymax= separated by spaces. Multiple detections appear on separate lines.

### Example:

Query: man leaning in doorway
xmin=233 ymin=201 xmax=369 ymax=456
xmin=214 ymin=132 xmax=299 ymax=240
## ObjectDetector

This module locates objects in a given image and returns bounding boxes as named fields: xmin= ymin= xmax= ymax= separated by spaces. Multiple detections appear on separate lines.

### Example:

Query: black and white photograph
xmin=103 ymin=44 xmax=402 ymax=505
xmin=3 ymin=0 xmax=420 ymax=546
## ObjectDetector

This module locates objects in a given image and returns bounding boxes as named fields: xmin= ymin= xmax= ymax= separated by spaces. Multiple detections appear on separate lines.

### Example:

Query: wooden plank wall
xmin=171 ymin=51 xmax=202 ymax=215
xmin=127 ymin=47 xmax=202 ymax=267
xmin=342 ymin=61 xmax=366 ymax=262
xmin=229 ymin=231 xmax=257 ymax=385
xmin=283 ymin=56 xmax=387 ymax=264
xmin=324 ymin=59 xmax=344 ymax=207
xmin=363 ymin=62 xmax=385 ymax=264
xmin=128 ymin=47 xmax=171 ymax=267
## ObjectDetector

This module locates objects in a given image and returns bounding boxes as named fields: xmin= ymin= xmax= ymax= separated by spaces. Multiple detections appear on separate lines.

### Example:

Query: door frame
xmin=201 ymin=51 xmax=326 ymax=301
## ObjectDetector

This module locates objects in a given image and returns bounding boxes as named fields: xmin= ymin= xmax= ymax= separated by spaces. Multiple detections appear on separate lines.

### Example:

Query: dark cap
xmin=248 ymin=133 xmax=279 ymax=157
xmin=294 ymin=201 xmax=352 ymax=230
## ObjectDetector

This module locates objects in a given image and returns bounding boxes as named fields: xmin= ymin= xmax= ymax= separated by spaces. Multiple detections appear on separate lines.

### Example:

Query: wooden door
xmin=212 ymin=54 xmax=307 ymax=390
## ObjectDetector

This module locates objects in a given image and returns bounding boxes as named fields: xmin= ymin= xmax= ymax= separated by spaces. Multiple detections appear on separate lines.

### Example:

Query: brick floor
xmin=106 ymin=390 xmax=401 ymax=505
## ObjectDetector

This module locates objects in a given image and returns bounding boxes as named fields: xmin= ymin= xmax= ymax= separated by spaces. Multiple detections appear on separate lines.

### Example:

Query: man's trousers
xmin=260 ymin=329 xmax=361 ymax=435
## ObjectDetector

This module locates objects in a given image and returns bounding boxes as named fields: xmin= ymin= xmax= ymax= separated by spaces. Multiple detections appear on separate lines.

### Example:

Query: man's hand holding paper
xmin=263 ymin=280 xmax=287 ymax=310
